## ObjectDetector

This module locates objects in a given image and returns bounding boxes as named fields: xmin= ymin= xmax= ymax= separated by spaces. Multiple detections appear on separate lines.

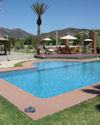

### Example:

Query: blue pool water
xmin=0 ymin=61 xmax=100 ymax=98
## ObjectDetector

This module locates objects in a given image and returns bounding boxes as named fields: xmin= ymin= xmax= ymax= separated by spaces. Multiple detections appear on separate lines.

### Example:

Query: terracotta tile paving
xmin=0 ymin=59 xmax=100 ymax=120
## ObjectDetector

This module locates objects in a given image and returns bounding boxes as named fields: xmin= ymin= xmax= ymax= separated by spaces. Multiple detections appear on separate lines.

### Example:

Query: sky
xmin=0 ymin=0 xmax=100 ymax=35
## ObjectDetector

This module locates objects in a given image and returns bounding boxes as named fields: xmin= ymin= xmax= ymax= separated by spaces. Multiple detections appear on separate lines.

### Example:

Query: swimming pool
xmin=0 ymin=61 xmax=100 ymax=98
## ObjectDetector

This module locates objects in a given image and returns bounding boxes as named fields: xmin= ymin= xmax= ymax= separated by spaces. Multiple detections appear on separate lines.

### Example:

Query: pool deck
xmin=34 ymin=53 xmax=100 ymax=59
xmin=0 ymin=59 xmax=100 ymax=120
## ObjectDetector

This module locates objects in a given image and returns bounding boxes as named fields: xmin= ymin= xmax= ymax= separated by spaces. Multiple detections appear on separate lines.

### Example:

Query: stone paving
xmin=0 ymin=51 xmax=37 ymax=68
xmin=0 ymin=51 xmax=35 ymax=61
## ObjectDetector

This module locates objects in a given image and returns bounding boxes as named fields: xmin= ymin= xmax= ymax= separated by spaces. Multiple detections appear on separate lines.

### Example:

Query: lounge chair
xmin=45 ymin=48 xmax=55 ymax=54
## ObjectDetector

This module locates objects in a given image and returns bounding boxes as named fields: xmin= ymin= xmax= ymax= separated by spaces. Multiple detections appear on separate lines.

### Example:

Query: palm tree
xmin=31 ymin=1 xmax=48 ymax=54
xmin=0 ymin=0 xmax=2 ymax=12
xmin=0 ymin=0 xmax=2 ymax=4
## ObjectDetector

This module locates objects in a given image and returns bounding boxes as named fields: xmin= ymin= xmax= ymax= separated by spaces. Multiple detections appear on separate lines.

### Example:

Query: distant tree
xmin=24 ymin=37 xmax=32 ymax=45
xmin=98 ymin=32 xmax=100 ymax=36
xmin=32 ymin=37 xmax=38 ymax=49
xmin=31 ymin=1 xmax=49 ymax=52
xmin=97 ymin=32 xmax=100 ymax=46
xmin=9 ymin=37 xmax=16 ymax=48
xmin=82 ymin=32 xmax=88 ymax=41
xmin=14 ymin=41 xmax=21 ymax=50
xmin=89 ymin=30 xmax=94 ymax=39
xmin=73 ymin=33 xmax=82 ymax=45
xmin=59 ymin=39 xmax=65 ymax=45
xmin=20 ymin=40 xmax=24 ymax=49
xmin=50 ymin=37 xmax=56 ymax=45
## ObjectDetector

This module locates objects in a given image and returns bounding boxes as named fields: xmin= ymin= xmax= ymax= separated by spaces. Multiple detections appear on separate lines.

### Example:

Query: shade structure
xmin=0 ymin=37 xmax=10 ymax=55
xmin=43 ymin=38 xmax=51 ymax=41
xmin=60 ymin=35 xmax=77 ymax=40
xmin=0 ymin=37 xmax=8 ymax=41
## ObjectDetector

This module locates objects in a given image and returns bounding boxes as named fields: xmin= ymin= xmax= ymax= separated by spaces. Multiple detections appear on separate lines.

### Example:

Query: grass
xmin=15 ymin=49 xmax=37 ymax=54
xmin=14 ymin=61 xmax=25 ymax=67
xmin=0 ymin=95 xmax=100 ymax=125
xmin=13 ymin=57 xmax=100 ymax=68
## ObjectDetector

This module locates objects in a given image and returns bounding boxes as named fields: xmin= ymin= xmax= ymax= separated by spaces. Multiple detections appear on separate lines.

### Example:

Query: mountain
xmin=0 ymin=27 xmax=100 ymax=40
xmin=41 ymin=28 xmax=100 ymax=38
xmin=0 ymin=27 xmax=35 ymax=39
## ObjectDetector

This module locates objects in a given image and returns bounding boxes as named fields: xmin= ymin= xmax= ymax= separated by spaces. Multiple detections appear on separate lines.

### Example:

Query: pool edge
xmin=0 ymin=58 xmax=100 ymax=72
xmin=0 ymin=58 xmax=100 ymax=120
xmin=0 ymin=78 xmax=100 ymax=120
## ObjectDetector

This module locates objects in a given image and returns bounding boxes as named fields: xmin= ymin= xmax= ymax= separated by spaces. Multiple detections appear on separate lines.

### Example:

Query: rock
xmin=24 ymin=106 xmax=36 ymax=113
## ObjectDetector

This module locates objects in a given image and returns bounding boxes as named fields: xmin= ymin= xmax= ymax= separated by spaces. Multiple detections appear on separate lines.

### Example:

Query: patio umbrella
xmin=42 ymin=38 xmax=52 ymax=44
xmin=42 ymin=38 xmax=52 ymax=52
xmin=60 ymin=35 xmax=77 ymax=48
xmin=84 ymin=39 xmax=93 ymax=48
xmin=0 ymin=37 xmax=8 ymax=41
xmin=84 ymin=39 xmax=93 ymax=42
xmin=60 ymin=35 xmax=77 ymax=40
xmin=43 ymin=38 xmax=52 ymax=41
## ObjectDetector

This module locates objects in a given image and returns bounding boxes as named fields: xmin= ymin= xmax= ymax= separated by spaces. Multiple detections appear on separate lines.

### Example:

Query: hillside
xmin=0 ymin=27 xmax=100 ymax=40
xmin=41 ymin=28 xmax=100 ymax=38
xmin=0 ymin=27 xmax=35 ymax=39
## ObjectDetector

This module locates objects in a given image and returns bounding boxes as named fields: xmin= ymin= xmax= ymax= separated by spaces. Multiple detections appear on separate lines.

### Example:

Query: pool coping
xmin=0 ymin=58 xmax=100 ymax=72
xmin=0 ymin=58 xmax=100 ymax=120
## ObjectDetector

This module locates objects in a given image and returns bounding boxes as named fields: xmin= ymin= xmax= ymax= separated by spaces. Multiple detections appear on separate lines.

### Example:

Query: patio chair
xmin=57 ymin=47 xmax=62 ymax=54
xmin=45 ymin=48 xmax=55 ymax=54
xmin=75 ymin=47 xmax=80 ymax=53
xmin=97 ymin=48 xmax=100 ymax=54
xmin=61 ymin=47 xmax=69 ymax=54
xmin=70 ymin=48 xmax=75 ymax=54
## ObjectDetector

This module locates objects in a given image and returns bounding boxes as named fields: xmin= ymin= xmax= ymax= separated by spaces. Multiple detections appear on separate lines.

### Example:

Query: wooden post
xmin=92 ymin=32 xmax=96 ymax=54
xmin=4 ymin=41 xmax=7 ymax=55
xmin=65 ymin=33 xmax=69 ymax=48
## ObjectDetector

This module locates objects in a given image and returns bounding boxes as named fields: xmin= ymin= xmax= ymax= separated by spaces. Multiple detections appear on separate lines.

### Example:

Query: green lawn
xmin=14 ymin=57 xmax=100 ymax=68
xmin=0 ymin=95 xmax=100 ymax=125
xmin=15 ymin=49 xmax=37 ymax=54
xmin=14 ymin=61 xmax=25 ymax=67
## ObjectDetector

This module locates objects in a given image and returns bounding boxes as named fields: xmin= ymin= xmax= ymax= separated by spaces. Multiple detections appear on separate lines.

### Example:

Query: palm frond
xmin=0 ymin=0 xmax=2 ymax=12
xmin=31 ymin=1 xmax=48 ymax=17
xmin=0 ymin=0 xmax=2 ymax=4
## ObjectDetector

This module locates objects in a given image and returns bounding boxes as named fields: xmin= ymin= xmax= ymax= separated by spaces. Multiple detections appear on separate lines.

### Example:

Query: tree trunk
xmin=37 ymin=24 xmax=41 ymax=54
xmin=92 ymin=32 xmax=96 ymax=54
xmin=37 ymin=24 xmax=40 ymax=46
xmin=37 ymin=16 xmax=42 ymax=55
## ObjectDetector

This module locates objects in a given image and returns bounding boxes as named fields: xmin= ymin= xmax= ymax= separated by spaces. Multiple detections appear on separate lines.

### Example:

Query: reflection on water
xmin=0 ymin=61 xmax=100 ymax=98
